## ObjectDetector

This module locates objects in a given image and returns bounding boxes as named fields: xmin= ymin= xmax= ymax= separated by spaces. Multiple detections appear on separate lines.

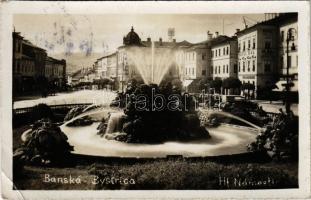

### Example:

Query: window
xmin=215 ymin=66 xmax=217 ymax=74
xmin=291 ymin=43 xmax=296 ymax=51
xmin=264 ymin=63 xmax=271 ymax=72
xmin=192 ymin=68 xmax=194 ymax=75
xmin=226 ymin=65 xmax=228 ymax=73
xmin=223 ymin=65 xmax=225 ymax=73
xmin=281 ymin=31 xmax=284 ymax=42
xmin=264 ymin=41 xmax=271 ymax=49
xmin=243 ymin=41 xmax=245 ymax=51
xmin=288 ymin=56 xmax=292 ymax=68
xmin=234 ymin=64 xmax=237 ymax=73
xmin=218 ymin=49 xmax=221 ymax=56
xmin=242 ymin=61 xmax=245 ymax=72
xmin=193 ymin=53 xmax=195 ymax=60
xmin=247 ymin=61 xmax=250 ymax=72
xmin=280 ymin=56 xmax=283 ymax=68
xmin=226 ymin=47 xmax=229 ymax=55
xmin=212 ymin=51 xmax=214 ymax=58
xmin=252 ymin=81 xmax=255 ymax=86
xmin=248 ymin=40 xmax=251 ymax=49
xmin=202 ymin=54 xmax=206 ymax=60
xmin=238 ymin=62 xmax=240 ymax=72
xmin=202 ymin=70 xmax=206 ymax=76
xmin=218 ymin=66 xmax=220 ymax=74
xmin=296 ymin=55 xmax=298 ymax=67
xmin=215 ymin=50 xmax=217 ymax=57
xmin=253 ymin=38 xmax=256 ymax=49
xmin=252 ymin=60 xmax=256 ymax=71
xmin=223 ymin=48 xmax=225 ymax=55
xmin=238 ymin=43 xmax=241 ymax=52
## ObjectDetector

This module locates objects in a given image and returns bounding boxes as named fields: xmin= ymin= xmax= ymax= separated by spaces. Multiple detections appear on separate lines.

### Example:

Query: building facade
xmin=13 ymin=31 xmax=66 ymax=96
xmin=237 ymin=23 xmax=279 ymax=98
xmin=13 ymin=32 xmax=47 ymax=95
xmin=278 ymin=13 xmax=298 ymax=92
xmin=45 ymin=56 xmax=66 ymax=89
xmin=211 ymin=36 xmax=238 ymax=80
xmin=115 ymin=27 xmax=189 ymax=91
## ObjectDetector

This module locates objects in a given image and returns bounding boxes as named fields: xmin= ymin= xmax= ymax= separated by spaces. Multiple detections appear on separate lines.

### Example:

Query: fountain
xmin=127 ymin=41 xmax=175 ymax=85
xmin=105 ymin=112 xmax=126 ymax=134
xmin=55 ymin=40 xmax=261 ymax=157
xmin=202 ymin=110 xmax=261 ymax=130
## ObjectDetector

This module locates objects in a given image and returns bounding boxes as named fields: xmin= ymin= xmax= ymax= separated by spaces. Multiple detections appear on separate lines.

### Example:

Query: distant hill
xmin=50 ymin=52 xmax=103 ymax=74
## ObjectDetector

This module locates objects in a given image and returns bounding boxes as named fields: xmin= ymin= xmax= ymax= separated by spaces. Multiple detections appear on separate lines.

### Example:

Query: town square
xmin=9 ymin=11 xmax=301 ymax=191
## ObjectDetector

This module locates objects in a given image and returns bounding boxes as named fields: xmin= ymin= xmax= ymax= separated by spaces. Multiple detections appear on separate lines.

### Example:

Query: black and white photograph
xmin=1 ymin=1 xmax=310 ymax=199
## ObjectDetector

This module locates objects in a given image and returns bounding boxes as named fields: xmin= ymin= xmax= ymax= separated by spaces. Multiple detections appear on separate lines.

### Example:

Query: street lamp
xmin=284 ymin=28 xmax=297 ymax=114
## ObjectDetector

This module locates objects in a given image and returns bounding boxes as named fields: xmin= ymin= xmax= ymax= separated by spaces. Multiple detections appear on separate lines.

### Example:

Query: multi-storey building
xmin=106 ymin=52 xmax=117 ymax=80
xmin=95 ymin=52 xmax=118 ymax=89
xmin=13 ymin=32 xmax=47 ymax=95
xmin=236 ymin=13 xmax=298 ymax=99
xmin=237 ymin=20 xmax=279 ymax=98
xmin=116 ymin=27 xmax=191 ymax=91
xmin=45 ymin=56 xmax=66 ymax=88
xmin=277 ymin=13 xmax=298 ymax=92
xmin=13 ymin=31 xmax=66 ymax=96
xmin=211 ymin=36 xmax=238 ymax=80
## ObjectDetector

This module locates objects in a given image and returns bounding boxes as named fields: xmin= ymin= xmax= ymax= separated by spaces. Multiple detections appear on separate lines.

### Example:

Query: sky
xmin=14 ymin=14 xmax=267 ymax=57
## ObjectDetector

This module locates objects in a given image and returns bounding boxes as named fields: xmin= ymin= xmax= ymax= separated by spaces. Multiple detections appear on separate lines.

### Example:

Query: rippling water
xmin=60 ymin=122 xmax=258 ymax=158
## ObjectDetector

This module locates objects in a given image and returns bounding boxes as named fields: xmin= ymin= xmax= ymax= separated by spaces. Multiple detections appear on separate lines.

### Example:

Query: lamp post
xmin=285 ymin=28 xmax=296 ymax=114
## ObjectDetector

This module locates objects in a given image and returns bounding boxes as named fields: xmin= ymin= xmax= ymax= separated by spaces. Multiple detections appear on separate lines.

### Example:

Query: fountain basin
xmin=59 ymin=121 xmax=258 ymax=158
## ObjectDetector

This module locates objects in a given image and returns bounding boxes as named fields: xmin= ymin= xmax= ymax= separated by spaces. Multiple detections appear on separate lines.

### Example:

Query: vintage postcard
xmin=0 ymin=1 xmax=310 ymax=199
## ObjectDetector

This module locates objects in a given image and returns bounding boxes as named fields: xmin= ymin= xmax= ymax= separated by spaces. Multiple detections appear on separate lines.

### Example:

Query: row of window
xmin=238 ymin=60 xmax=272 ymax=73
xmin=45 ymin=66 xmax=62 ymax=76
xmin=280 ymin=30 xmax=297 ymax=43
xmin=185 ymin=67 xmax=195 ymax=76
xmin=214 ymin=65 xmax=229 ymax=74
xmin=238 ymin=38 xmax=256 ymax=52
xmin=15 ymin=60 xmax=35 ymax=73
xmin=213 ymin=64 xmax=238 ymax=75
xmin=178 ymin=52 xmax=207 ymax=61
xmin=238 ymin=60 xmax=256 ymax=72
xmin=212 ymin=46 xmax=230 ymax=58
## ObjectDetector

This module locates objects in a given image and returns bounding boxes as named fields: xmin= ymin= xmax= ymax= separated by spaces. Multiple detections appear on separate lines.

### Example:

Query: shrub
xmin=248 ymin=111 xmax=298 ymax=161
xmin=14 ymin=119 xmax=74 ymax=166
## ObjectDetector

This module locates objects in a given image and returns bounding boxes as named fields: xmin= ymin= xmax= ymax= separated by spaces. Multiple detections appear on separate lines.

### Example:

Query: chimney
xmin=215 ymin=32 xmax=219 ymax=38
xmin=207 ymin=31 xmax=213 ymax=41
xmin=159 ymin=37 xmax=162 ymax=45
xmin=235 ymin=29 xmax=240 ymax=36
xmin=147 ymin=37 xmax=151 ymax=42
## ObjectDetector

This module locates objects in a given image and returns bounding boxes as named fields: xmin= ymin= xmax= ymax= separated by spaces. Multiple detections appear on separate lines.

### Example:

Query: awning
xmin=273 ymin=80 xmax=298 ymax=92
xmin=182 ymin=79 xmax=193 ymax=87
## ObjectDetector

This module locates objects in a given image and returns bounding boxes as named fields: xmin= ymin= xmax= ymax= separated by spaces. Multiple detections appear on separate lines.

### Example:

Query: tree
xmin=171 ymin=78 xmax=182 ymax=90
xmin=222 ymin=77 xmax=242 ymax=95
xmin=210 ymin=78 xmax=222 ymax=93
xmin=198 ymin=77 xmax=213 ymax=91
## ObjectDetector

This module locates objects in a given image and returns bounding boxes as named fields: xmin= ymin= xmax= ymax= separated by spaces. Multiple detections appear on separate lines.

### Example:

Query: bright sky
xmin=14 ymin=14 xmax=266 ymax=56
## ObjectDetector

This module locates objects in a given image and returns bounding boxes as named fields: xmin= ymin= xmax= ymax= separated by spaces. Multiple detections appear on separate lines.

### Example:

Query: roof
xmin=22 ymin=39 xmax=46 ymax=52
xmin=184 ymin=35 xmax=231 ymax=51
xmin=123 ymin=26 xmax=143 ymax=46
xmin=46 ymin=56 xmax=66 ymax=64
xmin=236 ymin=13 xmax=297 ymax=36
xmin=97 ymin=52 xmax=117 ymax=61
xmin=211 ymin=36 xmax=237 ymax=48
xmin=141 ymin=40 xmax=192 ymax=48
